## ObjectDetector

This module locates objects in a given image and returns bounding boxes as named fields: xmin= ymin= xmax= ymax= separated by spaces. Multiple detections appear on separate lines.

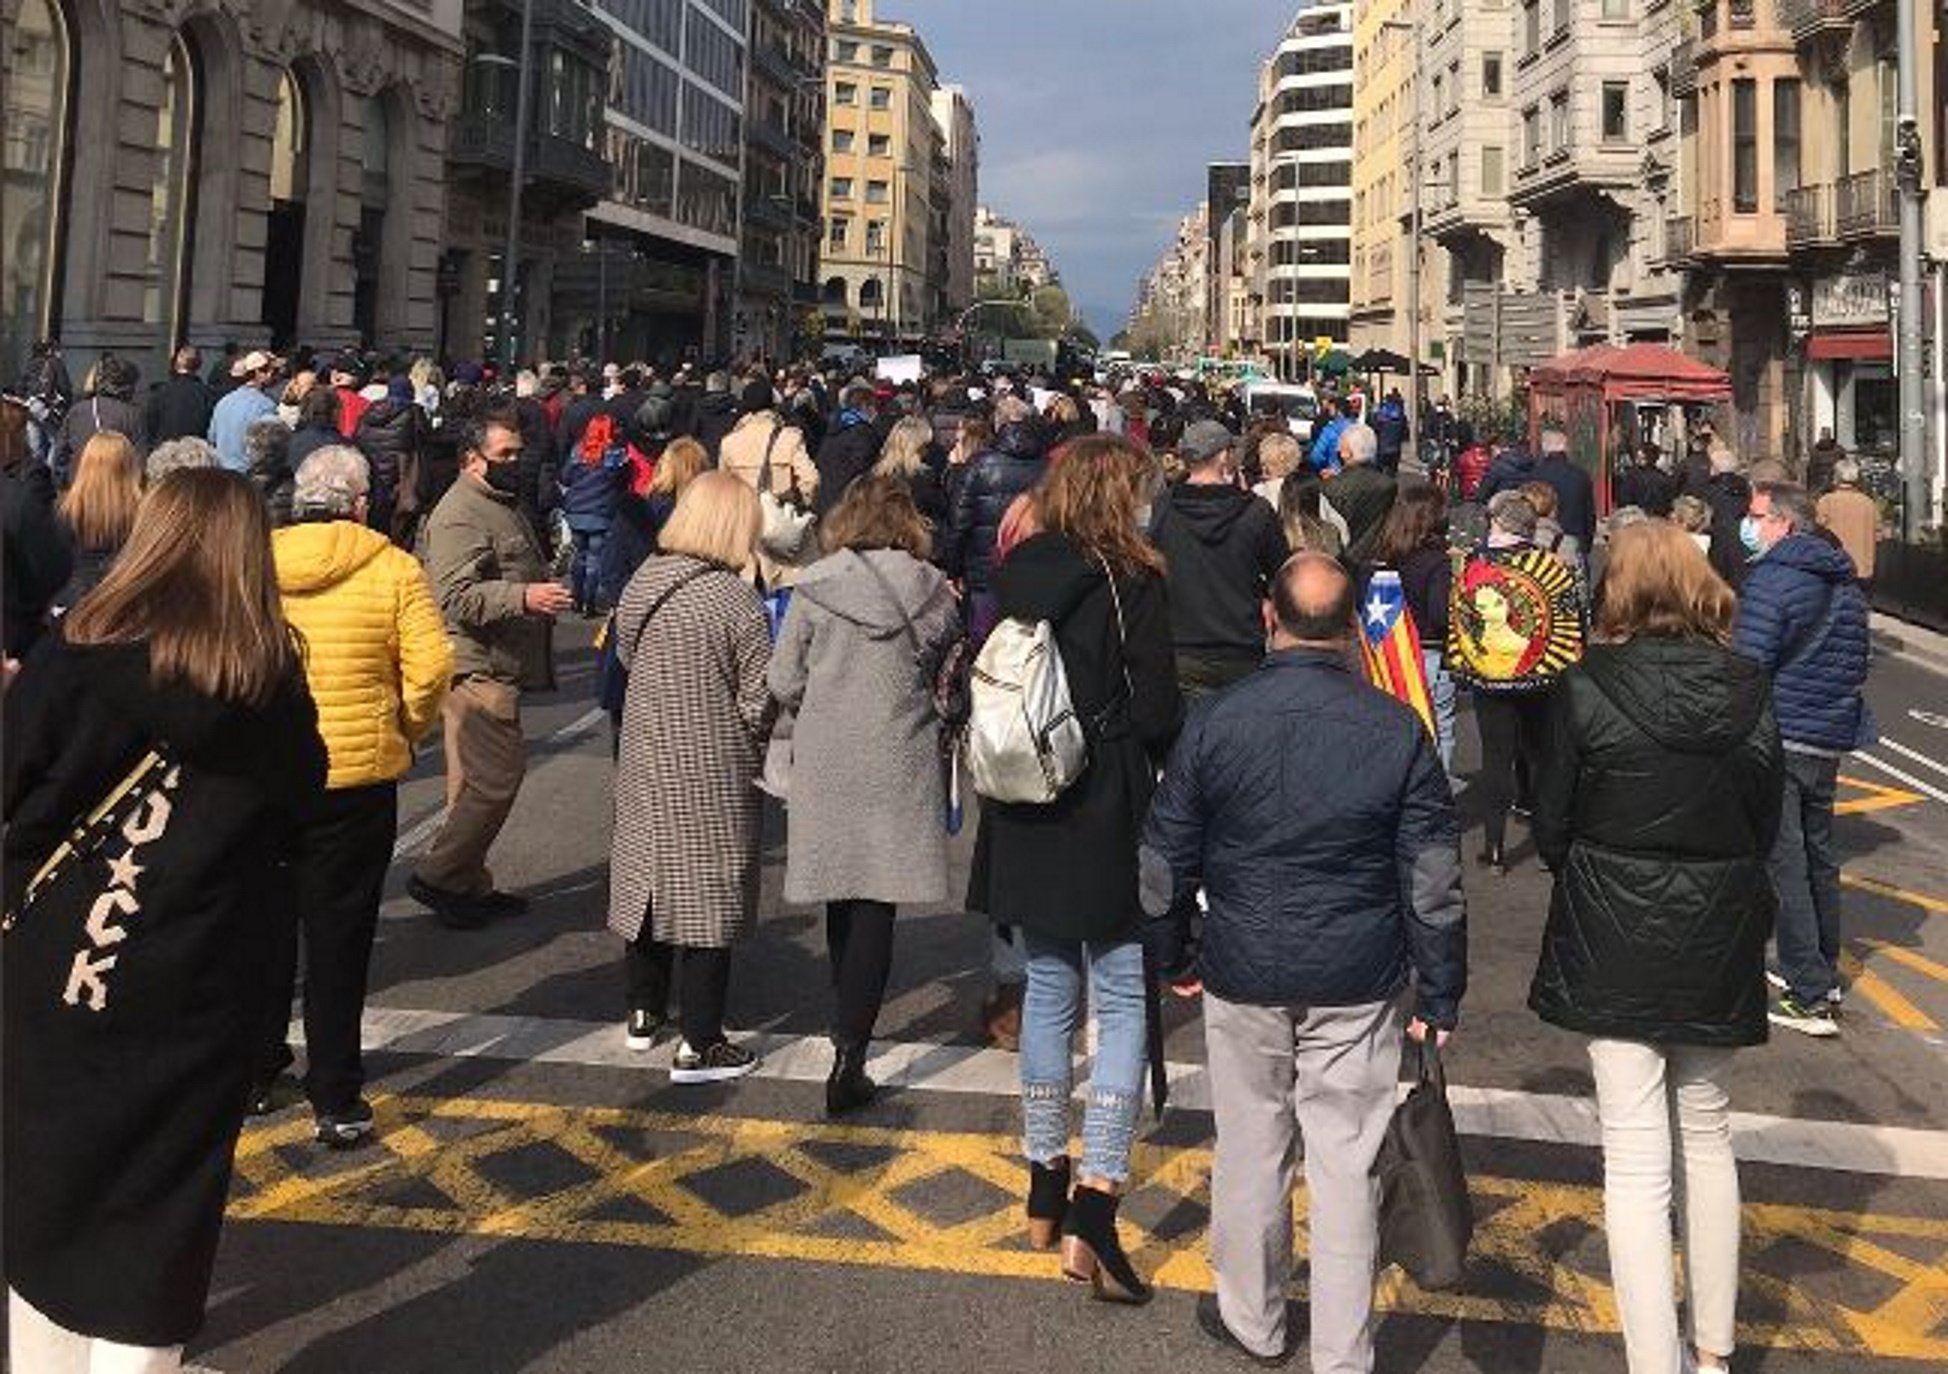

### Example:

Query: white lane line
xmin=390 ymin=706 xmax=608 ymax=859
xmin=1911 ymin=710 xmax=1948 ymax=731
xmin=1852 ymin=750 xmax=1948 ymax=806
xmin=307 ymin=1007 xmax=1948 ymax=1181
xmin=1878 ymin=736 xmax=1948 ymax=780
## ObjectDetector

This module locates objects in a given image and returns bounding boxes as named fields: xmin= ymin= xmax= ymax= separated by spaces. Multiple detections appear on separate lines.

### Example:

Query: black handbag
xmin=1372 ymin=1038 xmax=1474 ymax=1290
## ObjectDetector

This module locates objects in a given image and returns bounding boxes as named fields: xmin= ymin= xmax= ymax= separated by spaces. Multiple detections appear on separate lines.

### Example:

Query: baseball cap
xmin=232 ymin=349 xmax=277 ymax=378
xmin=1179 ymin=419 xmax=1236 ymax=465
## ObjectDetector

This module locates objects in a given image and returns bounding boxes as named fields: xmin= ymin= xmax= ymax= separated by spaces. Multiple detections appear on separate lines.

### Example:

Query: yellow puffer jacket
xmin=275 ymin=521 xmax=454 ymax=789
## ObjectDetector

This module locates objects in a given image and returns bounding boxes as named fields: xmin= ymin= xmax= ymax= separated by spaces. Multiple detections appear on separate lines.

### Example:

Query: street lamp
xmin=1381 ymin=17 xmax=1423 ymax=460
xmin=488 ymin=0 xmax=537 ymax=373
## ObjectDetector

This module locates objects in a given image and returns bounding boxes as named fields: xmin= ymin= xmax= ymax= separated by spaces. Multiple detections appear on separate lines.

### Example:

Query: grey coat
xmin=767 ymin=548 xmax=960 ymax=906
xmin=608 ymin=554 xmax=774 ymax=947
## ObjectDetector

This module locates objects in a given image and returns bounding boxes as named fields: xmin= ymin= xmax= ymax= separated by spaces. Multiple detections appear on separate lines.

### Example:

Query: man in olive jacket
xmin=411 ymin=406 xmax=571 ymax=928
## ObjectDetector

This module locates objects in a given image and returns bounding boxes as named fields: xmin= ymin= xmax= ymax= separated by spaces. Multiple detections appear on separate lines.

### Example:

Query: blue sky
xmin=890 ymin=0 xmax=1301 ymax=336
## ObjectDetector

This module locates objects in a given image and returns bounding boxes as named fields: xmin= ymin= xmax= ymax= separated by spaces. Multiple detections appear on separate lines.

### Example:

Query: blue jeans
xmin=1770 ymin=750 xmax=1842 ymax=1004
xmin=1423 ymin=647 xmax=1456 ymax=776
xmin=570 ymin=528 xmax=607 ymax=610
xmin=1018 ymin=935 xmax=1147 ymax=1184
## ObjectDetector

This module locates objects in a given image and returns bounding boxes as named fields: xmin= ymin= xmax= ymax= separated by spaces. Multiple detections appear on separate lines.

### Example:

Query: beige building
xmin=930 ymin=85 xmax=980 ymax=325
xmin=818 ymin=0 xmax=941 ymax=344
xmin=2 ymin=0 xmax=461 ymax=382
xmin=1350 ymin=0 xmax=1414 ymax=360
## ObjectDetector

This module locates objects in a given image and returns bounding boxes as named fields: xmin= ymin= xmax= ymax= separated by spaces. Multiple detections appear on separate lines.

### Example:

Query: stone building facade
xmin=2 ymin=0 xmax=462 ymax=383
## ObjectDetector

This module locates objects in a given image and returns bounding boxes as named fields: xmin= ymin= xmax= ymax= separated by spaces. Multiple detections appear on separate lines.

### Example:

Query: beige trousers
xmin=414 ymin=676 xmax=525 ymax=897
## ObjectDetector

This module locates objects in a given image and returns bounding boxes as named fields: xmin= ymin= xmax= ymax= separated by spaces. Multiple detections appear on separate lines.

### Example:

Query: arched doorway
xmin=350 ymin=94 xmax=388 ymax=344
xmin=261 ymin=69 xmax=308 ymax=347
xmin=143 ymin=29 xmax=200 ymax=350
xmin=821 ymin=276 xmax=849 ymax=308
xmin=2 ymin=0 xmax=71 ymax=384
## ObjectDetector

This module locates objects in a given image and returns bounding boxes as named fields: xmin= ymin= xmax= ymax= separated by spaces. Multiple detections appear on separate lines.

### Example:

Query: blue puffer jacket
xmin=1139 ymin=648 xmax=1468 ymax=1026
xmin=558 ymin=443 xmax=628 ymax=533
xmin=1732 ymin=533 xmax=1871 ymax=751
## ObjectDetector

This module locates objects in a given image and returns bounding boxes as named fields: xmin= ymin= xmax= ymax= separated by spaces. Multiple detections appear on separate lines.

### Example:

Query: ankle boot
xmin=824 ymin=1040 xmax=876 ymax=1116
xmin=1476 ymin=839 xmax=1506 ymax=875
xmin=1026 ymin=1160 xmax=1071 ymax=1250
xmin=1061 ymin=1184 xmax=1152 ymax=1305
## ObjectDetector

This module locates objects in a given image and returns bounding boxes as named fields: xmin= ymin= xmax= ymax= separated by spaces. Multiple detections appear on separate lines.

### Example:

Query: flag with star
xmin=1359 ymin=569 xmax=1435 ymax=738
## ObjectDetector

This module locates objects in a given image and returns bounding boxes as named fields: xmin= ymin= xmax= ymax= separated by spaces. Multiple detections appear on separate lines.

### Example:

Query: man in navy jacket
xmin=1140 ymin=553 xmax=1466 ymax=1369
xmin=1733 ymin=481 xmax=1871 ymax=1037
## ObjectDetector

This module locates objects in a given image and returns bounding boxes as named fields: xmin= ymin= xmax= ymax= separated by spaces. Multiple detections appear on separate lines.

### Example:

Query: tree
xmin=1066 ymin=321 xmax=1101 ymax=352
xmin=1108 ymin=329 xmax=1133 ymax=352
xmin=1029 ymin=285 xmax=1074 ymax=337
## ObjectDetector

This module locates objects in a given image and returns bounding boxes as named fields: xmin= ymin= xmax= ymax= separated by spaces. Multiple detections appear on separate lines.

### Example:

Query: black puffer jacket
xmin=1529 ymin=639 xmax=1784 ymax=1047
xmin=692 ymin=391 xmax=739 ymax=461
xmin=812 ymin=414 xmax=884 ymax=519
xmin=938 ymin=421 xmax=1048 ymax=590
xmin=353 ymin=399 xmax=428 ymax=532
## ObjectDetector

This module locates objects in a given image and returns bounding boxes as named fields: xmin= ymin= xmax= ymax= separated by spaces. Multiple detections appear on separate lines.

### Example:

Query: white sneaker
xmin=624 ymin=1009 xmax=666 ymax=1052
xmin=1764 ymin=969 xmax=1787 ymax=993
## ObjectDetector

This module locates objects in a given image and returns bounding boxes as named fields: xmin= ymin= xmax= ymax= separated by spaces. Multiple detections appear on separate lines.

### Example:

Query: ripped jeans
xmin=1018 ymin=934 xmax=1147 ymax=1184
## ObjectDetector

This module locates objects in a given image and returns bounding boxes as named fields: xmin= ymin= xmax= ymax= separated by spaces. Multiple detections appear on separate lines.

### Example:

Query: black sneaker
xmin=314 ymin=1099 xmax=377 ymax=1149
xmin=1768 ymin=994 xmax=1840 ymax=1038
xmin=670 ymin=1038 xmax=759 ymax=1085
xmin=625 ymin=1009 xmax=667 ymax=1052
xmin=476 ymin=890 xmax=530 ymax=919
xmin=1195 ymin=1293 xmax=1292 ymax=1367
xmin=408 ymin=875 xmax=490 ymax=930
xmin=247 ymin=1073 xmax=300 ymax=1117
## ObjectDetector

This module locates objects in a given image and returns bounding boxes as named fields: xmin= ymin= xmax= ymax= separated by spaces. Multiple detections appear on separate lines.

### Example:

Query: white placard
xmin=875 ymin=354 xmax=924 ymax=384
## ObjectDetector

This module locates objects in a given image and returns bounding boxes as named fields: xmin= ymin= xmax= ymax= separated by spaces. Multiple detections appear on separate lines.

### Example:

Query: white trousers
xmin=1587 ymin=1039 xmax=1741 ymax=1374
xmin=8 ymin=1290 xmax=183 ymax=1374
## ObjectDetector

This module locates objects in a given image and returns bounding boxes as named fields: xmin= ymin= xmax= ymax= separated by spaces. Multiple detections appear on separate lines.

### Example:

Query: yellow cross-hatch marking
xmin=227 ymin=1094 xmax=1948 ymax=1362
xmin=1835 ymin=775 xmax=1928 ymax=816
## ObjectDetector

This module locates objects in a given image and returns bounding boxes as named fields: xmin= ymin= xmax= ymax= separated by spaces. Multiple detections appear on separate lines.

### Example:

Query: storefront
xmin=1802 ymin=271 xmax=1896 ymax=470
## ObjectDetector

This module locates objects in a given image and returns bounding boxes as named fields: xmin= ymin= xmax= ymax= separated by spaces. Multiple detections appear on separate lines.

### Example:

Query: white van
xmin=1240 ymin=381 xmax=1319 ymax=444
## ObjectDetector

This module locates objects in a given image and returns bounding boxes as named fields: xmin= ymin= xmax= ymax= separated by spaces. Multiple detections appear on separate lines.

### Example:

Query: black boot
xmin=1476 ymin=838 xmax=1506 ymax=875
xmin=825 ymin=1040 xmax=876 ymax=1116
xmin=1061 ymin=1184 xmax=1152 ymax=1305
xmin=1026 ymin=1159 xmax=1071 ymax=1250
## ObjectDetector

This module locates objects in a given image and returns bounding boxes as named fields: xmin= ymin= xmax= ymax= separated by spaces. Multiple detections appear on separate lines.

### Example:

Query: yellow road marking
xmin=1836 ymin=775 xmax=1928 ymax=816
xmin=1839 ymin=950 xmax=1941 ymax=1032
xmin=1859 ymin=939 xmax=1948 ymax=988
xmin=1844 ymin=872 xmax=1948 ymax=915
xmin=227 ymin=1095 xmax=1948 ymax=1362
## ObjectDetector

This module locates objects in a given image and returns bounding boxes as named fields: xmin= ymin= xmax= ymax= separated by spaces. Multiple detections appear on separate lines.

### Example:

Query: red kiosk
xmin=1527 ymin=343 xmax=1732 ymax=515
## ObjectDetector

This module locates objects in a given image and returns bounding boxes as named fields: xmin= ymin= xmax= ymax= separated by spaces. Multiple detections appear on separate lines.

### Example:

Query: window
xmin=1483 ymin=52 xmax=1503 ymax=98
xmin=1834 ymin=80 xmax=1850 ymax=178
xmin=868 ymin=86 xmax=890 ymax=110
xmin=1448 ymin=154 xmax=1460 ymax=202
xmin=1550 ymin=91 xmax=1570 ymax=153
xmin=832 ymin=128 xmax=854 ymax=152
xmin=144 ymin=32 xmax=198 ymax=338
xmin=1552 ymin=0 xmax=1570 ymax=35
xmin=834 ymin=40 xmax=858 ymax=62
xmin=864 ymin=219 xmax=885 ymax=253
xmin=834 ymin=81 xmax=856 ymax=105
xmin=830 ymin=176 xmax=853 ymax=199
xmin=1653 ymin=67 xmax=1672 ymax=133
xmin=829 ymin=217 xmax=848 ymax=249
xmin=1448 ymin=61 xmax=1461 ymax=115
xmin=680 ymin=83 xmax=741 ymax=165
xmin=1432 ymin=72 xmax=1445 ymax=116
xmin=867 ymin=132 xmax=890 ymax=156
xmin=1522 ymin=0 xmax=1540 ymax=55
xmin=1732 ymin=78 xmax=1757 ymax=213
xmin=865 ymin=178 xmax=889 ymax=203
xmin=1482 ymin=145 xmax=1506 ymax=194
xmin=1601 ymin=82 xmax=1629 ymax=142
xmin=1774 ymin=79 xmax=1800 ymax=210
xmin=1602 ymin=0 xmax=1627 ymax=16
xmin=616 ymin=49 xmax=680 ymax=135
xmin=1877 ymin=60 xmax=1898 ymax=166
xmin=870 ymin=44 xmax=893 ymax=67
xmin=683 ymin=6 xmax=744 ymax=97
xmin=1296 ymin=160 xmax=1353 ymax=187
xmin=1523 ymin=106 xmax=1541 ymax=164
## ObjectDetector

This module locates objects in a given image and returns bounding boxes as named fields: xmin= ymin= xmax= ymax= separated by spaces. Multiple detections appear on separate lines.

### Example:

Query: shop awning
xmin=1805 ymin=330 xmax=1891 ymax=362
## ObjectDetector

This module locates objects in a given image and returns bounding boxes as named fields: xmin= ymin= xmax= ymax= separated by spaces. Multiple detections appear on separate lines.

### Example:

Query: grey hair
xmin=1487 ymin=489 xmax=1539 ymax=539
xmin=1831 ymin=456 xmax=1860 ymax=486
xmin=1607 ymin=505 xmax=1650 ymax=531
xmin=291 ymin=444 xmax=372 ymax=520
xmin=242 ymin=417 xmax=292 ymax=472
xmin=1337 ymin=423 xmax=1378 ymax=467
xmin=144 ymin=436 xmax=218 ymax=482
xmin=1540 ymin=428 xmax=1570 ymax=455
xmin=1755 ymin=480 xmax=1816 ymax=533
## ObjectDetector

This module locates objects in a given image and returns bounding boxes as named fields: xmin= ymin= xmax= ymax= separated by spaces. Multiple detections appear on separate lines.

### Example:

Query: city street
xmin=188 ymin=629 xmax=1948 ymax=1374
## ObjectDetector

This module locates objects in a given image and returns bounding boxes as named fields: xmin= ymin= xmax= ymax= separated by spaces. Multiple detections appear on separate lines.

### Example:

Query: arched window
xmin=352 ymin=95 xmax=389 ymax=342
xmin=2 ymin=0 xmax=71 ymax=382
xmin=262 ymin=69 xmax=309 ymax=344
xmin=858 ymin=277 xmax=883 ymax=308
xmin=143 ymin=30 xmax=199 ymax=345
xmin=821 ymin=276 xmax=848 ymax=307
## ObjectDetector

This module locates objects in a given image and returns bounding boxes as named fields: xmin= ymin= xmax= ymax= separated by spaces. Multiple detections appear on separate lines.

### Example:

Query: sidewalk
xmin=1873 ymin=611 xmax=1948 ymax=675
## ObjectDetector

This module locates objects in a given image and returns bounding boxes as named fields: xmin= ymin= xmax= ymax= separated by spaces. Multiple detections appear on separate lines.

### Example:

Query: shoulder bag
xmin=597 ymin=564 xmax=714 ymax=718
xmin=756 ymin=423 xmax=818 ymax=564
xmin=1373 ymin=1038 xmax=1473 ymax=1291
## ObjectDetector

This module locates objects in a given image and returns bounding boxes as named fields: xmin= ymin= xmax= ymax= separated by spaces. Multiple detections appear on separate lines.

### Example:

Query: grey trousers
xmin=1204 ymin=992 xmax=1402 ymax=1371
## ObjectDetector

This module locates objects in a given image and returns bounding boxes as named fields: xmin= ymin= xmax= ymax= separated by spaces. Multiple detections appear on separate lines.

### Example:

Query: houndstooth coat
xmin=608 ymin=554 xmax=775 ymax=948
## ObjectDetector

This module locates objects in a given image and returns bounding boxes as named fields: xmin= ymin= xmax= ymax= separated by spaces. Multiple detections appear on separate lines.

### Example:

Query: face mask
xmin=1738 ymin=515 xmax=1764 ymax=556
xmin=481 ymin=459 xmax=521 ymax=495
xmin=1133 ymin=503 xmax=1153 ymax=533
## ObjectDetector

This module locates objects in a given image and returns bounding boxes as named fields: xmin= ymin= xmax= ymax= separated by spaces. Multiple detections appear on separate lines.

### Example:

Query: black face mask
xmin=480 ymin=459 xmax=521 ymax=495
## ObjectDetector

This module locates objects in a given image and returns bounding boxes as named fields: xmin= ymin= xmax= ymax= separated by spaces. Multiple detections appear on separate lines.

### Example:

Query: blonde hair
xmin=1519 ymin=479 xmax=1559 ymax=520
xmin=822 ymin=475 xmax=930 ymax=558
xmin=650 ymin=435 xmax=710 ymax=497
xmin=1258 ymin=432 xmax=1302 ymax=482
xmin=658 ymin=469 xmax=760 ymax=569
xmin=1595 ymin=520 xmax=1735 ymax=645
xmin=874 ymin=417 xmax=935 ymax=480
xmin=63 ymin=468 xmax=299 ymax=705
xmin=1669 ymin=493 xmax=1712 ymax=534
xmin=58 ymin=431 xmax=143 ymax=551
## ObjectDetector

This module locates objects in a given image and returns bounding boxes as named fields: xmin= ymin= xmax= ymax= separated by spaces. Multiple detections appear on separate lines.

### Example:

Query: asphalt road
xmin=183 ymin=623 xmax=1948 ymax=1373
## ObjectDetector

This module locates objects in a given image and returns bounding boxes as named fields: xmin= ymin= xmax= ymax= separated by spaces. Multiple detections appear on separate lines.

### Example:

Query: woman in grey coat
xmin=608 ymin=471 xmax=774 ymax=1085
xmin=768 ymin=477 xmax=961 ymax=1114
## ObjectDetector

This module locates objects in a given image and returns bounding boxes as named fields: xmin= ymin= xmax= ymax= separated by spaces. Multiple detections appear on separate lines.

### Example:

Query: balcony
xmin=747 ymin=118 xmax=793 ymax=160
xmin=1835 ymin=169 xmax=1898 ymax=238
xmin=1670 ymin=38 xmax=1697 ymax=96
xmin=1664 ymin=214 xmax=1696 ymax=262
xmin=1785 ymin=183 xmax=1834 ymax=245
xmin=1778 ymin=0 xmax=1876 ymax=39
xmin=750 ymin=41 xmax=803 ymax=89
xmin=744 ymin=192 xmax=793 ymax=232
xmin=448 ymin=113 xmax=611 ymax=208
xmin=741 ymin=261 xmax=793 ymax=300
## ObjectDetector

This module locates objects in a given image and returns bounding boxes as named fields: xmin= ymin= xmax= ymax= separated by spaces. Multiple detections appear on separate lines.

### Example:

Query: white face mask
xmin=1134 ymin=503 xmax=1153 ymax=532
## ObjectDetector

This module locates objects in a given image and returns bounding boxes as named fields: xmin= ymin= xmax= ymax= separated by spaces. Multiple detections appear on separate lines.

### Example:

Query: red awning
xmin=1805 ymin=330 xmax=1891 ymax=362
xmin=1528 ymin=342 xmax=1731 ymax=402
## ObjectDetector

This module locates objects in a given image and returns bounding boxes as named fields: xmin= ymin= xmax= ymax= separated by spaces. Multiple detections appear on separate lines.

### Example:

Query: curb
xmin=1872 ymin=616 xmax=1948 ymax=676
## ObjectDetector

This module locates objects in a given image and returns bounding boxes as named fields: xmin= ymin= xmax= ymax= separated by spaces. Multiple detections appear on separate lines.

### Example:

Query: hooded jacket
xmin=812 ymin=410 xmax=885 ymax=519
xmin=692 ymin=389 xmax=740 ymax=461
xmin=1148 ymin=481 xmax=1288 ymax=662
xmin=353 ymin=398 xmax=428 ymax=531
xmin=767 ymin=548 xmax=962 ymax=906
xmin=938 ymin=421 xmax=1048 ymax=591
xmin=1474 ymin=445 xmax=1539 ymax=505
xmin=275 ymin=520 xmax=453 ymax=788
xmin=1530 ymin=640 xmax=1784 ymax=1046
xmin=1732 ymin=532 xmax=1871 ymax=752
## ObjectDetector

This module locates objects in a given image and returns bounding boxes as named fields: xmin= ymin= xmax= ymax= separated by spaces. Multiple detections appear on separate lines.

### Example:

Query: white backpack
xmin=966 ymin=558 xmax=1128 ymax=805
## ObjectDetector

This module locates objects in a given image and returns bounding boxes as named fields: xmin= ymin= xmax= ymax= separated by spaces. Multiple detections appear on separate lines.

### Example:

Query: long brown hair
xmin=58 ymin=431 xmax=144 ymax=550
xmin=63 ymin=468 xmax=300 ymax=705
xmin=822 ymin=474 xmax=930 ymax=558
xmin=1373 ymin=481 xmax=1448 ymax=567
xmin=1595 ymin=520 xmax=1735 ymax=645
xmin=1035 ymin=434 xmax=1165 ymax=577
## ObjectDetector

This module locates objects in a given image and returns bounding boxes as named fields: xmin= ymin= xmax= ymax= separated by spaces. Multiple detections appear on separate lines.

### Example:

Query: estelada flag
xmin=1360 ymin=569 xmax=1436 ymax=737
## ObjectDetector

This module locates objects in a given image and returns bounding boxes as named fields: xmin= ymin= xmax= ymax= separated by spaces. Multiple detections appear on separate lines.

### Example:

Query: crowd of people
xmin=0 ymin=336 xmax=1881 ymax=1373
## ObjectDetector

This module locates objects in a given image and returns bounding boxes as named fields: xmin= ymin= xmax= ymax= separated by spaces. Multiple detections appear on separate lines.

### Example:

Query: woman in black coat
xmin=1528 ymin=520 xmax=1782 ymax=1374
xmin=967 ymin=434 xmax=1182 ymax=1306
xmin=3 ymin=469 xmax=327 ymax=1367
